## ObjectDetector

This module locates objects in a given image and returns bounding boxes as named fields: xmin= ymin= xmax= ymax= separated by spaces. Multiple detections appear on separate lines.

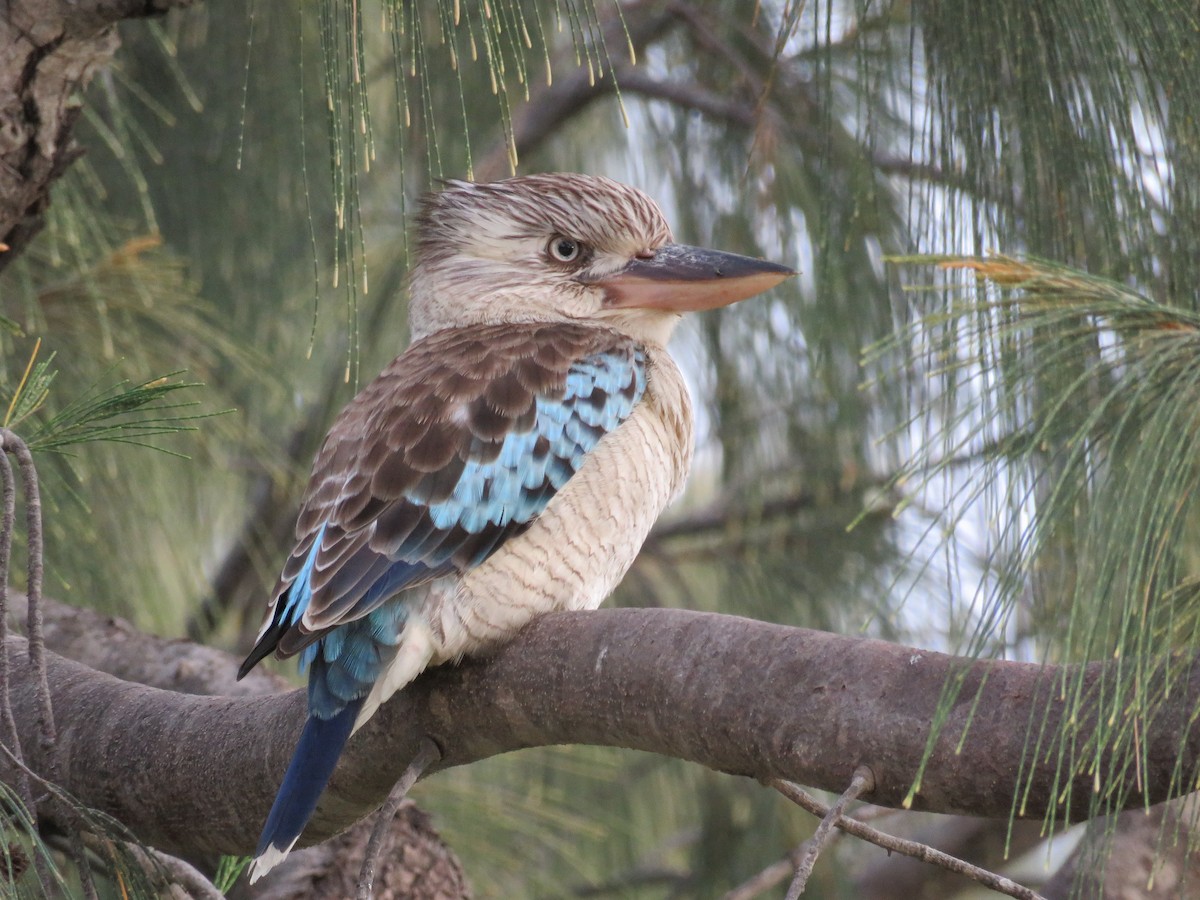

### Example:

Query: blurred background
xmin=5 ymin=0 xmax=1200 ymax=896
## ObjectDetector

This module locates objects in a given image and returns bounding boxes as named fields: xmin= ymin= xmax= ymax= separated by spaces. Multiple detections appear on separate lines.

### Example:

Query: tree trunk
xmin=0 ymin=0 xmax=197 ymax=269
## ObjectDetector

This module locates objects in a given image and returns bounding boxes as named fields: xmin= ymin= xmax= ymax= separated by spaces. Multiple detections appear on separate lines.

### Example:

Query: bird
xmin=238 ymin=173 xmax=794 ymax=881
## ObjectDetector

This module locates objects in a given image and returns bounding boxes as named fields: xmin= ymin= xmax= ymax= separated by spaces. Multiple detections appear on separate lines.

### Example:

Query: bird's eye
xmin=548 ymin=237 xmax=582 ymax=263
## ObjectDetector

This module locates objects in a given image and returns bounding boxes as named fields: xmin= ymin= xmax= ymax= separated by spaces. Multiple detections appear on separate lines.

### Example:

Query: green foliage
xmin=0 ymin=224 xmax=258 ymax=631
xmin=0 ymin=338 xmax=216 ymax=455
xmin=20 ymin=372 xmax=212 ymax=455
xmin=0 ymin=781 xmax=67 ymax=898
xmin=0 ymin=778 xmax=180 ymax=898
xmin=882 ymin=257 xmax=1200 ymax=832
xmin=1 ymin=342 xmax=56 ymax=432
xmin=214 ymin=854 xmax=251 ymax=893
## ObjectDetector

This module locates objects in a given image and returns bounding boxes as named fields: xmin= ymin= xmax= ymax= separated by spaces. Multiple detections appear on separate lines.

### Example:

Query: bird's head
xmin=409 ymin=173 xmax=794 ymax=344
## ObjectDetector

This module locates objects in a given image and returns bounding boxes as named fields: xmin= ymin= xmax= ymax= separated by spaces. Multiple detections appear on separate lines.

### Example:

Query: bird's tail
xmin=247 ymin=697 xmax=363 ymax=883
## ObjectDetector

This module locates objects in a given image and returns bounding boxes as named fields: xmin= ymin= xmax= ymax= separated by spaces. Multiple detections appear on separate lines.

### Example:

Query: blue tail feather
xmin=251 ymin=698 xmax=363 ymax=872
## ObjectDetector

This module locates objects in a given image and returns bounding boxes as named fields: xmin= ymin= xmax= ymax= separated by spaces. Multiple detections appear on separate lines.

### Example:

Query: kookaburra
xmin=239 ymin=173 xmax=794 ymax=880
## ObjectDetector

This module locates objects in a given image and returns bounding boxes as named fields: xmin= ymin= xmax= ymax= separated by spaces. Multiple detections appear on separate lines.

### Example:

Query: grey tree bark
xmin=12 ymin=595 xmax=471 ymax=897
xmin=5 ymin=603 xmax=1200 ymax=864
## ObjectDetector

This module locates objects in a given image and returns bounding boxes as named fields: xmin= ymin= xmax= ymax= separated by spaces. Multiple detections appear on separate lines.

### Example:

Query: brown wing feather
xmin=250 ymin=321 xmax=640 ymax=661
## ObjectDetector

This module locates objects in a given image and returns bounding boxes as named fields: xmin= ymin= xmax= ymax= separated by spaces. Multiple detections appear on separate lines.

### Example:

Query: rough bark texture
xmin=0 ymin=0 xmax=197 ymax=269
xmin=3 ymin=607 xmax=1200 ymax=865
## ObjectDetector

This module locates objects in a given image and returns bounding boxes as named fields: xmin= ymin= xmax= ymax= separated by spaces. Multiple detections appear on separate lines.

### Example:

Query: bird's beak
xmin=593 ymin=243 xmax=795 ymax=312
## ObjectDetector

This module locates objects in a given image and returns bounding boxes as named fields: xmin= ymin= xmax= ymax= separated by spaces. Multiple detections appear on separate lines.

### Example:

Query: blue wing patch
xmin=424 ymin=351 xmax=647 ymax=543
xmin=275 ymin=522 xmax=327 ymax=628
xmin=239 ymin=337 xmax=648 ymax=705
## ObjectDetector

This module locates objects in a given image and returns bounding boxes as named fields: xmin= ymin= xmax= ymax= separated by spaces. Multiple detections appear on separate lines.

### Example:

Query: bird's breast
xmin=425 ymin=346 xmax=694 ymax=663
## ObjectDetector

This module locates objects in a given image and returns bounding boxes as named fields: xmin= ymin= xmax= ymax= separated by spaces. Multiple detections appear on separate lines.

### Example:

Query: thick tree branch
xmin=1 ymin=608 xmax=1199 ymax=865
xmin=10 ymin=594 xmax=470 ymax=897
xmin=7 ymin=592 xmax=288 ymax=697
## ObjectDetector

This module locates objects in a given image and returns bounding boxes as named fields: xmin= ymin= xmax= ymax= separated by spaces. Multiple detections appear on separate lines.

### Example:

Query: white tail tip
xmin=247 ymin=840 xmax=297 ymax=884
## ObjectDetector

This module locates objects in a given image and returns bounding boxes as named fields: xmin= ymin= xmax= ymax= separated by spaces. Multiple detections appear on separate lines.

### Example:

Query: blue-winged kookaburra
xmin=239 ymin=173 xmax=794 ymax=880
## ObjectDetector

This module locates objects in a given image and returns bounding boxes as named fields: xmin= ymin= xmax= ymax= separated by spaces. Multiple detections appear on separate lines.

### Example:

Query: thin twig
xmin=786 ymin=766 xmax=873 ymax=898
xmin=355 ymin=738 xmax=441 ymax=899
xmin=724 ymin=856 xmax=795 ymax=900
xmin=69 ymin=827 xmax=99 ymax=900
xmin=0 ymin=723 xmax=103 ymax=899
xmin=123 ymin=843 xmax=225 ymax=900
xmin=726 ymin=771 xmax=877 ymax=900
xmin=0 ymin=448 xmax=54 ymax=894
xmin=0 ymin=448 xmax=27 ymax=790
xmin=771 ymin=779 xmax=1047 ymax=900
xmin=0 ymin=432 xmax=56 ymax=755
xmin=0 ymin=431 xmax=96 ymax=897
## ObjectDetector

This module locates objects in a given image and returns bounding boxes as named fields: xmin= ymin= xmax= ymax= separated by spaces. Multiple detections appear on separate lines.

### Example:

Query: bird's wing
xmin=239 ymin=321 xmax=646 ymax=674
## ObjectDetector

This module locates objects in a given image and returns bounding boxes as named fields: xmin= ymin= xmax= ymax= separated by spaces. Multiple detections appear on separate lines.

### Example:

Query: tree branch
xmin=786 ymin=766 xmax=874 ymax=897
xmin=1 ymin=608 xmax=1199 ymax=865
xmin=7 ymin=592 xmax=288 ymax=697
xmin=771 ymin=780 xmax=1046 ymax=900
xmin=854 ymin=815 xmax=1048 ymax=899
xmin=11 ymin=593 xmax=470 ymax=897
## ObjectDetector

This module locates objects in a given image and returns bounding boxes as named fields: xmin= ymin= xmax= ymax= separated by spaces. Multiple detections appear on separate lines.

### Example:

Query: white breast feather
xmin=349 ymin=346 xmax=694 ymax=719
